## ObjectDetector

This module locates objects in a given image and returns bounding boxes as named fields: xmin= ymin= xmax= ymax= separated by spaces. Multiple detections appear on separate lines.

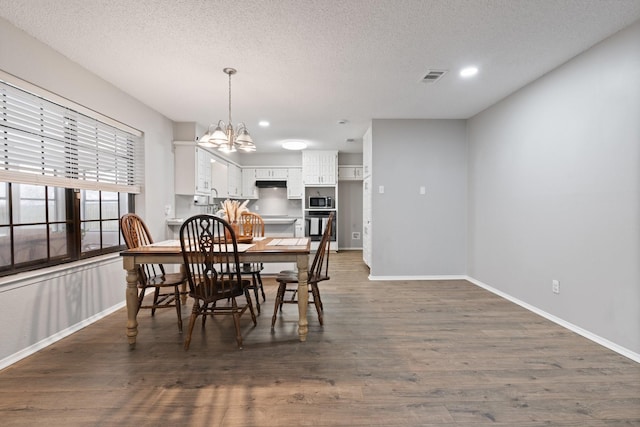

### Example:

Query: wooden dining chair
xmin=179 ymin=214 xmax=257 ymax=350
xmin=271 ymin=212 xmax=333 ymax=328
xmin=238 ymin=211 xmax=266 ymax=313
xmin=119 ymin=213 xmax=186 ymax=333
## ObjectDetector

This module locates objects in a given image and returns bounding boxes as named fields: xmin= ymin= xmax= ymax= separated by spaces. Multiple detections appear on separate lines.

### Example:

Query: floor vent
xmin=422 ymin=69 xmax=447 ymax=83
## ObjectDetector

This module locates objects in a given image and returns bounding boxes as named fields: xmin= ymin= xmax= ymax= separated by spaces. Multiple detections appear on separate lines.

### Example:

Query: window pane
xmin=119 ymin=193 xmax=129 ymax=217
xmin=50 ymin=223 xmax=68 ymax=258
xmin=81 ymin=222 xmax=101 ymax=252
xmin=0 ymin=182 xmax=8 ymax=225
xmin=102 ymin=191 xmax=119 ymax=220
xmin=48 ymin=187 xmax=68 ymax=222
xmin=0 ymin=225 xmax=10 ymax=267
xmin=13 ymin=183 xmax=46 ymax=223
xmin=102 ymin=220 xmax=120 ymax=248
xmin=14 ymin=225 xmax=47 ymax=264
xmin=81 ymin=190 xmax=100 ymax=221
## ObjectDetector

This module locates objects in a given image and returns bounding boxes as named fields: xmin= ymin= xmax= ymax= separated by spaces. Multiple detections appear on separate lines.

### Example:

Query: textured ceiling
xmin=1 ymin=0 xmax=639 ymax=153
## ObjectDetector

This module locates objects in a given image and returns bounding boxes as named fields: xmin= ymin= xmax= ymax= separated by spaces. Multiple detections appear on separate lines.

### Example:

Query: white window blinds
xmin=0 ymin=76 xmax=144 ymax=193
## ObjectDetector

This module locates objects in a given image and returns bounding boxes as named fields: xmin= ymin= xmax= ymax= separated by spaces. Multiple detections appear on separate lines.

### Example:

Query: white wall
xmin=370 ymin=119 xmax=468 ymax=277
xmin=467 ymin=21 xmax=640 ymax=356
xmin=0 ymin=17 xmax=175 ymax=365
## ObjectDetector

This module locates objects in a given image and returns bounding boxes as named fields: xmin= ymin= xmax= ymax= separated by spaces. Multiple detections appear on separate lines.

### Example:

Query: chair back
xmin=239 ymin=212 xmax=265 ymax=237
xmin=309 ymin=211 xmax=334 ymax=283
xmin=179 ymin=214 xmax=244 ymax=302
xmin=120 ymin=213 xmax=165 ymax=283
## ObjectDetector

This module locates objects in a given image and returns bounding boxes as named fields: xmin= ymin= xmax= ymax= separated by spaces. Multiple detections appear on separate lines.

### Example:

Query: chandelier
xmin=198 ymin=68 xmax=256 ymax=153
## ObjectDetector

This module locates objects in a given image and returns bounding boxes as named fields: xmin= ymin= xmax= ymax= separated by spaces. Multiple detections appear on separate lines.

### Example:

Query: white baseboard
xmin=368 ymin=275 xmax=467 ymax=281
xmin=465 ymin=276 xmax=640 ymax=364
xmin=0 ymin=301 xmax=126 ymax=371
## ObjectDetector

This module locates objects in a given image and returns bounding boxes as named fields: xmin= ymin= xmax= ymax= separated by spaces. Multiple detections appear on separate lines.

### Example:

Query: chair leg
xmin=271 ymin=282 xmax=286 ymax=329
xmin=183 ymin=303 xmax=199 ymax=350
xmin=174 ymin=285 xmax=183 ymax=333
xmin=243 ymin=289 xmax=257 ymax=325
xmin=230 ymin=298 xmax=244 ymax=349
xmin=257 ymin=272 xmax=266 ymax=302
xmin=202 ymin=303 xmax=209 ymax=327
xmin=151 ymin=287 xmax=161 ymax=316
xmin=251 ymin=273 xmax=261 ymax=314
xmin=310 ymin=283 xmax=323 ymax=325
xmin=136 ymin=286 xmax=147 ymax=314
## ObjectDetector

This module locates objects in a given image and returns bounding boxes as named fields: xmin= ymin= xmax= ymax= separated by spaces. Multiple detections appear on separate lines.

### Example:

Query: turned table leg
xmin=296 ymin=253 xmax=309 ymax=342
xmin=123 ymin=259 xmax=139 ymax=349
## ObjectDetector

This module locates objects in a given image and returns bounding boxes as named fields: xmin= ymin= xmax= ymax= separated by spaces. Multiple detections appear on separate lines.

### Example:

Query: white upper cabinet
xmin=210 ymin=160 xmax=229 ymax=198
xmin=174 ymin=142 xmax=212 ymax=196
xmin=338 ymin=166 xmax=363 ymax=181
xmin=255 ymin=168 xmax=288 ymax=179
xmin=242 ymin=168 xmax=258 ymax=199
xmin=302 ymin=150 xmax=337 ymax=185
xmin=227 ymin=164 xmax=242 ymax=198
xmin=287 ymin=168 xmax=303 ymax=199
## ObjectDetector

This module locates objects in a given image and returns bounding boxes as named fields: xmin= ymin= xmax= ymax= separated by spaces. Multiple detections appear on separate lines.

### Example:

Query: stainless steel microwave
xmin=309 ymin=196 xmax=333 ymax=208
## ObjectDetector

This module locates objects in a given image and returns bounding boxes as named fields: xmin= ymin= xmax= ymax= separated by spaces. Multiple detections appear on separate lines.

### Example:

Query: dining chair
xmin=239 ymin=211 xmax=266 ymax=313
xmin=179 ymin=214 xmax=257 ymax=350
xmin=119 ymin=213 xmax=186 ymax=333
xmin=271 ymin=212 xmax=334 ymax=328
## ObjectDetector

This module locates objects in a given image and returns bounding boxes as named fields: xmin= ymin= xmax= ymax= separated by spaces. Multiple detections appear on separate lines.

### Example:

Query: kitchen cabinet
xmin=227 ymin=164 xmax=242 ymax=198
xmin=287 ymin=168 xmax=303 ymax=199
xmin=174 ymin=142 xmax=212 ymax=196
xmin=255 ymin=168 xmax=288 ymax=179
xmin=210 ymin=160 xmax=229 ymax=198
xmin=338 ymin=165 xmax=363 ymax=181
xmin=302 ymin=150 xmax=337 ymax=185
xmin=242 ymin=168 xmax=258 ymax=199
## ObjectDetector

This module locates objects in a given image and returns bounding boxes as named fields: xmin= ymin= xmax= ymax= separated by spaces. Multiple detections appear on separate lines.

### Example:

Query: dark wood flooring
xmin=0 ymin=251 xmax=638 ymax=426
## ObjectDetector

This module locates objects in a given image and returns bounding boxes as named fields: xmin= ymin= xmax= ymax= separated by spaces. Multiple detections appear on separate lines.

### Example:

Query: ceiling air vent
xmin=422 ymin=69 xmax=447 ymax=84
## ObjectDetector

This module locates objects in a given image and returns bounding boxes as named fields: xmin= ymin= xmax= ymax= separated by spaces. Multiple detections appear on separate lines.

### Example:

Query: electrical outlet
xmin=552 ymin=279 xmax=560 ymax=294
xmin=352 ymin=232 xmax=361 ymax=240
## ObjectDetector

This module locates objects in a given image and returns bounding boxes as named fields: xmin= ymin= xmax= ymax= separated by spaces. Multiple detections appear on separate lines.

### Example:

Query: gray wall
xmin=370 ymin=119 xmax=468 ymax=277
xmin=0 ymin=17 xmax=175 ymax=366
xmin=338 ymin=180 xmax=363 ymax=249
xmin=467 ymin=21 xmax=640 ymax=355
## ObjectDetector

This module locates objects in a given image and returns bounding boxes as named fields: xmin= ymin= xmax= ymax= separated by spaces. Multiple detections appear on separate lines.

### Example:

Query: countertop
xmin=166 ymin=216 xmax=300 ymax=226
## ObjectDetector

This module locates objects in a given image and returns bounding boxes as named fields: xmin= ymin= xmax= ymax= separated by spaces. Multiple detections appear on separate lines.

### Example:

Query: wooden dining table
xmin=120 ymin=237 xmax=311 ymax=348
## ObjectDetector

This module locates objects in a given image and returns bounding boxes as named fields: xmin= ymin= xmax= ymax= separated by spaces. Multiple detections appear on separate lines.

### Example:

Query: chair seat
xmin=190 ymin=279 xmax=251 ymax=304
xmin=276 ymin=272 xmax=329 ymax=284
xmin=146 ymin=272 xmax=187 ymax=287
xmin=239 ymin=262 xmax=264 ymax=274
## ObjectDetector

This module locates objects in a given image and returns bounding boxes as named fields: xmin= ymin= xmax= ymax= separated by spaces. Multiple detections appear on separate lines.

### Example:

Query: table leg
xmin=297 ymin=254 xmax=309 ymax=342
xmin=124 ymin=260 xmax=139 ymax=349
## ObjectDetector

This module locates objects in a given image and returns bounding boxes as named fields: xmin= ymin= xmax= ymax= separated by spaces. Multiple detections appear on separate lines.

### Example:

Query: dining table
xmin=120 ymin=236 xmax=311 ymax=348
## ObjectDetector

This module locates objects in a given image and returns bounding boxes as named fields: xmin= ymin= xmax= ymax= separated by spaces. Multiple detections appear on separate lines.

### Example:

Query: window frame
xmin=0 ymin=71 xmax=142 ymax=277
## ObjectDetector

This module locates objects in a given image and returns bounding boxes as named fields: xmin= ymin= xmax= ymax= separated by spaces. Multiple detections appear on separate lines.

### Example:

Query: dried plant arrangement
xmin=217 ymin=199 xmax=250 ymax=223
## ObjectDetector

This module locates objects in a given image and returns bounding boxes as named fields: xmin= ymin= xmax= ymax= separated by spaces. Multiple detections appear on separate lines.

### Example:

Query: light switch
xmin=378 ymin=185 xmax=385 ymax=194
xmin=419 ymin=186 xmax=426 ymax=195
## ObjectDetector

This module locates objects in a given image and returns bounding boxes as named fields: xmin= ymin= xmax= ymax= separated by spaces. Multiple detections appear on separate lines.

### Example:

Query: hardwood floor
xmin=0 ymin=251 xmax=638 ymax=426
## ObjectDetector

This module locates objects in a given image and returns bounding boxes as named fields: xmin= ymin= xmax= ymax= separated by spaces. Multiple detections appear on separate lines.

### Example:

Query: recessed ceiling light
xmin=460 ymin=66 xmax=478 ymax=78
xmin=258 ymin=120 xmax=270 ymax=127
xmin=282 ymin=140 xmax=308 ymax=150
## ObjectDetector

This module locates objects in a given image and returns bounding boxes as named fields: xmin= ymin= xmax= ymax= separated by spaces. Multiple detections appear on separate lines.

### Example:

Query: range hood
xmin=255 ymin=180 xmax=287 ymax=188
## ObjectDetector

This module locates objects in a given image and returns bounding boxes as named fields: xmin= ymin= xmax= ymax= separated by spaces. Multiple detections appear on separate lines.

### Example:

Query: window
xmin=0 ymin=73 xmax=143 ymax=277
